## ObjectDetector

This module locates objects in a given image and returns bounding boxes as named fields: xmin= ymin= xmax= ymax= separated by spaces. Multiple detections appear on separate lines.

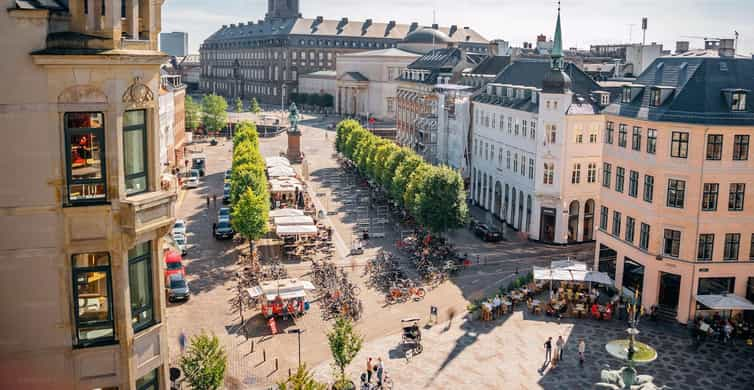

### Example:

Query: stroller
xmin=401 ymin=317 xmax=423 ymax=357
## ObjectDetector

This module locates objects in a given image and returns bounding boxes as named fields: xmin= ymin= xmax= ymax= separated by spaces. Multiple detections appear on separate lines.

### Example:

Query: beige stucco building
xmin=595 ymin=46 xmax=754 ymax=324
xmin=1 ymin=1 xmax=174 ymax=389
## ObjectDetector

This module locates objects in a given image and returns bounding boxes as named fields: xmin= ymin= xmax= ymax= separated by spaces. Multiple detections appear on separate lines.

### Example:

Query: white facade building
xmin=470 ymin=12 xmax=608 ymax=244
xmin=298 ymin=70 xmax=337 ymax=96
xmin=436 ymin=85 xmax=474 ymax=177
xmin=335 ymin=48 xmax=419 ymax=120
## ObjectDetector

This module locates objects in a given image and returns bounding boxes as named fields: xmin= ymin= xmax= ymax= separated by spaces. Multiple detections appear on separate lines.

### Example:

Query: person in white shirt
xmin=578 ymin=338 xmax=586 ymax=366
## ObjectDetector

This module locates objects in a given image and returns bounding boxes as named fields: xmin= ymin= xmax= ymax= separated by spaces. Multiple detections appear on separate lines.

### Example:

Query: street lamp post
xmin=287 ymin=328 xmax=304 ymax=367
xmin=281 ymin=84 xmax=287 ymax=124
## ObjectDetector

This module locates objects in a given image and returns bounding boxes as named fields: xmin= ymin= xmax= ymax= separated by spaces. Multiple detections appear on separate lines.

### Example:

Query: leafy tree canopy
xmin=201 ymin=94 xmax=228 ymax=132
xmin=180 ymin=333 xmax=227 ymax=390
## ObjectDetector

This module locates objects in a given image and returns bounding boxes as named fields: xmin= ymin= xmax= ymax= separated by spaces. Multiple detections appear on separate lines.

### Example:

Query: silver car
xmin=167 ymin=274 xmax=190 ymax=302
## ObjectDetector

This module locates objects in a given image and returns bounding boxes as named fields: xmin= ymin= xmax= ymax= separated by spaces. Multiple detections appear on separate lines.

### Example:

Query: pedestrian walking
xmin=366 ymin=357 xmax=373 ymax=383
xmin=556 ymin=335 xmax=565 ymax=361
xmin=212 ymin=222 xmax=217 ymax=236
xmin=213 ymin=194 xmax=217 ymax=207
xmin=376 ymin=358 xmax=384 ymax=387
xmin=544 ymin=337 xmax=553 ymax=363
xmin=578 ymin=338 xmax=586 ymax=366
xmin=178 ymin=330 xmax=187 ymax=354
xmin=206 ymin=195 xmax=210 ymax=208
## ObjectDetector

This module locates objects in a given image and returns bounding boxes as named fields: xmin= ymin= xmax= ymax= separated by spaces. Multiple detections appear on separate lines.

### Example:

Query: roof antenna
xmin=432 ymin=8 xmax=437 ymax=51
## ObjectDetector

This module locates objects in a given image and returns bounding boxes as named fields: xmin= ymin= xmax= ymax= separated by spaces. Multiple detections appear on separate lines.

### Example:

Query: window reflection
xmin=65 ymin=113 xmax=106 ymax=204
xmin=72 ymin=252 xmax=114 ymax=346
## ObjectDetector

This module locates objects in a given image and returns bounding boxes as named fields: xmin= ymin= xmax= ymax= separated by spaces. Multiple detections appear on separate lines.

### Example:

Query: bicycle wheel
xmin=352 ymin=286 xmax=361 ymax=295
xmin=414 ymin=343 xmax=423 ymax=354
xmin=414 ymin=288 xmax=426 ymax=299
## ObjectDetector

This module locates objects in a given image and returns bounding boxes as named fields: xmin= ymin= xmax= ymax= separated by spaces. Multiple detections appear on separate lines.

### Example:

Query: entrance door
xmin=539 ymin=207 xmax=556 ymax=242
xmin=658 ymin=272 xmax=681 ymax=309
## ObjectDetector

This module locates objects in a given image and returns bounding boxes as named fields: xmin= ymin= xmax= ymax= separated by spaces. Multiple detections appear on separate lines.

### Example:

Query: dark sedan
xmin=474 ymin=224 xmax=503 ymax=242
xmin=214 ymin=220 xmax=234 ymax=240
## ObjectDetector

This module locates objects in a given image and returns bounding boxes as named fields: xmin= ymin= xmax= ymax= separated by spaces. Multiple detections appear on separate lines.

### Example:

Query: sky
xmin=163 ymin=0 xmax=754 ymax=56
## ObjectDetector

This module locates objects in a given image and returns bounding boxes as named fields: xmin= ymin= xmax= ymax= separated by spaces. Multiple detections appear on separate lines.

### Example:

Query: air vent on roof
xmin=449 ymin=25 xmax=458 ymax=36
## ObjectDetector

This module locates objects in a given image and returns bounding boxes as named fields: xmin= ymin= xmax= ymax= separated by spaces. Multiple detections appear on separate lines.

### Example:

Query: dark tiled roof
xmin=603 ymin=56 xmax=754 ymax=125
xmin=342 ymin=71 xmax=368 ymax=81
xmin=14 ymin=0 xmax=67 ymax=10
xmin=206 ymin=17 xmax=487 ymax=44
xmin=400 ymin=48 xmax=485 ymax=85
xmin=473 ymin=93 xmax=540 ymax=113
xmin=469 ymin=56 xmax=511 ymax=76
xmin=493 ymin=59 xmax=601 ymax=96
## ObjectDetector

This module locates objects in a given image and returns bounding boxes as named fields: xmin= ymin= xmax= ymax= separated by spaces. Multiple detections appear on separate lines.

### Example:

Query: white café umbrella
xmin=696 ymin=294 xmax=754 ymax=311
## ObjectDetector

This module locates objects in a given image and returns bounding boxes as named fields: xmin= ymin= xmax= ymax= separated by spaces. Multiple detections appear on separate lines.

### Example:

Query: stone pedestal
xmin=287 ymin=130 xmax=302 ymax=162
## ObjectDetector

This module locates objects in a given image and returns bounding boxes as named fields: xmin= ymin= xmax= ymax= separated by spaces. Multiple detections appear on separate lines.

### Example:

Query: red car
xmin=164 ymin=251 xmax=185 ymax=281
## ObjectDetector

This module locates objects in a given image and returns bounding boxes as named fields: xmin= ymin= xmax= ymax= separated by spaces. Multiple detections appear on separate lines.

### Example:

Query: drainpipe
xmin=687 ymin=127 xmax=709 ymax=324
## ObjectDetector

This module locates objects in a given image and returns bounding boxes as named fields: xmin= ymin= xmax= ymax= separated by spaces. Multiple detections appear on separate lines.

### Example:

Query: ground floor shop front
xmin=595 ymin=233 xmax=754 ymax=324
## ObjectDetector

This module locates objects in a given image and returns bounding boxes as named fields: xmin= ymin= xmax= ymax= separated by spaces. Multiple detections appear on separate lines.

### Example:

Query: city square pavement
xmin=166 ymin=112 xmax=753 ymax=389
xmin=312 ymin=309 xmax=754 ymax=389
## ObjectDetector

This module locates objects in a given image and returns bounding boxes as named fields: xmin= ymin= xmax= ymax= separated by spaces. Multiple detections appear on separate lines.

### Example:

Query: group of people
xmin=360 ymin=357 xmax=385 ymax=389
xmin=543 ymin=335 xmax=587 ymax=368
xmin=694 ymin=313 xmax=753 ymax=346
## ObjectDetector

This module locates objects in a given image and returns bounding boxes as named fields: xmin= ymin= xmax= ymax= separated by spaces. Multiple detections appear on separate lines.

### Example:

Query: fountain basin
xmin=605 ymin=339 xmax=657 ymax=363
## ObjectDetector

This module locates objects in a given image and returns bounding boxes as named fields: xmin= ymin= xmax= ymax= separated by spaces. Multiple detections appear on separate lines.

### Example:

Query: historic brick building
xmin=199 ymin=0 xmax=489 ymax=104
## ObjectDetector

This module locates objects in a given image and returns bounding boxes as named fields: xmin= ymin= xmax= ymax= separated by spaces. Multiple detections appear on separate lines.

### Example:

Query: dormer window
xmin=621 ymin=86 xmax=632 ymax=103
xmin=732 ymin=91 xmax=747 ymax=111
xmin=649 ymin=87 xmax=662 ymax=107
xmin=600 ymin=93 xmax=609 ymax=106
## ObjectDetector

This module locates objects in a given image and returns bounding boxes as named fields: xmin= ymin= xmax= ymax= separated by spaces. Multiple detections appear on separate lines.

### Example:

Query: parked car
xmin=474 ymin=224 xmax=503 ymax=242
xmin=224 ymin=169 xmax=232 ymax=183
xmin=218 ymin=207 xmax=231 ymax=223
xmin=222 ymin=188 xmax=231 ymax=204
xmin=167 ymin=273 xmax=190 ymax=302
xmin=172 ymin=219 xmax=187 ymax=237
xmin=191 ymin=154 xmax=207 ymax=176
xmin=214 ymin=220 xmax=234 ymax=240
xmin=164 ymin=251 xmax=185 ymax=280
xmin=223 ymin=183 xmax=231 ymax=193
xmin=183 ymin=170 xmax=200 ymax=188
xmin=173 ymin=233 xmax=188 ymax=255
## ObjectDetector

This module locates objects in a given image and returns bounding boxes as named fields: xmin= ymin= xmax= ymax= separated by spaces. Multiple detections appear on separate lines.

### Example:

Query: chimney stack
xmin=449 ymin=25 xmax=458 ymax=36
xmin=719 ymin=38 xmax=735 ymax=58
xmin=675 ymin=41 xmax=689 ymax=54
xmin=432 ymin=23 xmax=439 ymax=30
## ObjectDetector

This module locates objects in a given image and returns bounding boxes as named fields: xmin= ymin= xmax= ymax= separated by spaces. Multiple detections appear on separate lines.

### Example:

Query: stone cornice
xmin=32 ymin=52 xmax=167 ymax=66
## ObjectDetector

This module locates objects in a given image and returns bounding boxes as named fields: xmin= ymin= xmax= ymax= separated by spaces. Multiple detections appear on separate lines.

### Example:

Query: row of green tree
xmin=335 ymin=120 xmax=468 ymax=234
xmin=290 ymin=92 xmax=334 ymax=108
xmin=185 ymin=94 xmax=264 ymax=133
xmin=229 ymin=122 xmax=270 ymax=246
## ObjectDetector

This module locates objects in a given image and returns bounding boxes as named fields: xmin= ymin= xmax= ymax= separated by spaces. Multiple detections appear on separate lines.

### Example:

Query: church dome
xmin=403 ymin=28 xmax=451 ymax=44
xmin=542 ymin=68 xmax=572 ymax=93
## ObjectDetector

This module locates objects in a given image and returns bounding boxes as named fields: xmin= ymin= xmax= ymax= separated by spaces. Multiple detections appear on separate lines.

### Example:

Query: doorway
xmin=658 ymin=272 xmax=681 ymax=310
xmin=539 ymin=207 xmax=556 ymax=242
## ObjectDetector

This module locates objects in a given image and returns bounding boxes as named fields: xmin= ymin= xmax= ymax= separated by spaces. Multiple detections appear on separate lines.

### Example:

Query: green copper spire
xmin=551 ymin=1 xmax=564 ymax=69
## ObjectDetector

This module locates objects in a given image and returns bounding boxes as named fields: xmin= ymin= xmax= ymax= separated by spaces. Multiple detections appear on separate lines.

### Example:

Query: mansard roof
xmin=603 ymin=56 xmax=754 ymax=125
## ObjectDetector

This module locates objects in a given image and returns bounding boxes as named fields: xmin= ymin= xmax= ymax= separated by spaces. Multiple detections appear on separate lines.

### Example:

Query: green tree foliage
xmin=333 ymin=119 xmax=468 ymax=234
xmin=231 ymin=188 xmax=269 ymax=242
xmin=403 ymin=163 xmax=431 ymax=216
xmin=327 ymin=317 xmax=363 ymax=388
xmin=381 ymin=147 xmax=410 ymax=191
xmin=250 ymin=97 xmax=262 ymax=114
xmin=229 ymin=122 xmax=270 ymax=244
xmin=335 ymin=119 xmax=360 ymax=153
xmin=185 ymin=95 xmax=201 ymax=130
xmin=414 ymin=166 xmax=469 ymax=233
xmin=180 ymin=333 xmax=227 ymax=390
xmin=234 ymin=97 xmax=244 ymax=113
xmin=201 ymin=94 xmax=228 ymax=132
xmin=391 ymin=155 xmax=423 ymax=205
xmin=277 ymin=364 xmax=327 ymax=390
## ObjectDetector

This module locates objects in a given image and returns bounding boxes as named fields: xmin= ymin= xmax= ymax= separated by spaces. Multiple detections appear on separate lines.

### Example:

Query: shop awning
xmin=269 ymin=209 xmax=305 ymax=218
xmin=533 ymin=260 xmax=614 ymax=285
xmin=247 ymin=279 xmax=316 ymax=301
xmin=265 ymin=156 xmax=291 ymax=168
xmin=267 ymin=165 xmax=296 ymax=178
xmin=695 ymin=294 xmax=754 ymax=310
xmin=274 ymin=216 xmax=314 ymax=226
xmin=276 ymin=225 xmax=318 ymax=236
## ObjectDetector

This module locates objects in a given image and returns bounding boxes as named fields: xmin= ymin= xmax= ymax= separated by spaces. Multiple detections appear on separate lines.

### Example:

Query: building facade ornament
xmin=122 ymin=76 xmax=154 ymax=107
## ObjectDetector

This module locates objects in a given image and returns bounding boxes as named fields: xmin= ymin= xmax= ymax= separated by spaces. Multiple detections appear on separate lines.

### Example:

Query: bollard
xmin=263 ymin=349 xmax=266 ymax=362
xmin=250 ymin=340 xmax=254 ymax=354
xmin=275 ymin=358 xmax=279 ymax=371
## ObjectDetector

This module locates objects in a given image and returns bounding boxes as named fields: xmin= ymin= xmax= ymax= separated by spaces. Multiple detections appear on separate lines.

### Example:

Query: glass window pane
xmin=73 ymin=252 xmax=110 ymax=268
xmin=124 ymin=130 xmax=145 ymax=176
xmin=67 ymin=112 xmax=103 ymax=129
xmin=129 ymin=242 xmax=153 ymax=331
xmin=124 ymin=110 xmax=145 ymax=127
xmin=136 ymin=368 xmax=159 ymax=390
xmin=74 ymin=269 xmax=113 ymax=343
